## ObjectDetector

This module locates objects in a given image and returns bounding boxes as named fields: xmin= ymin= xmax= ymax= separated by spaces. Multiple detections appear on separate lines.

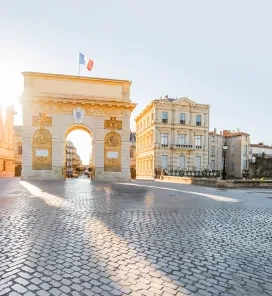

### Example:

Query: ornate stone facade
xmin=135 ymin=96 xmax=210 ymax=179
xmin=20 ymin=72 xmax=136 ymax=181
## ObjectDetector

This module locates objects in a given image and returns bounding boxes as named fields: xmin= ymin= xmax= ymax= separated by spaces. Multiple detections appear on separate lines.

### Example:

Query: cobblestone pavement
xmin=1 ymin=177 xmax=272 ymax=296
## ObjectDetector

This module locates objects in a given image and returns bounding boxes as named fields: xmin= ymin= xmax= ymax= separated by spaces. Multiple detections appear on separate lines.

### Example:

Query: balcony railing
xmin=175 ymin=144 xmax=193 ymax=149
xmin=155 ymin=169 xmax=221 ymax=178
xmin=196 ymin=122 xmax=202 ymax=126
xmin=158 ymin=144 xmax=203 ymax=150
xmin=162 ymin=119 xmax=168 ymax=123
xmin=180 ymin=120 xmax=185 ymax=125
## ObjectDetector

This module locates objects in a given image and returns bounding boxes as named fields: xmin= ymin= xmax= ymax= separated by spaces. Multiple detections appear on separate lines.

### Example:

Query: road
xmin=0 ymin=177 xmax=272 ymax=296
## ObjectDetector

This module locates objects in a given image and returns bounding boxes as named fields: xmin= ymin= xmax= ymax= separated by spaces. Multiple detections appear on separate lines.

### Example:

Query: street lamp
xmin=222 ymin=142 xmax=228 ymax=180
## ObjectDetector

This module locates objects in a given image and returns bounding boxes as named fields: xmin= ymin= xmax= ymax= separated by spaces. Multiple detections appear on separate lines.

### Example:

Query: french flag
xmin=79 ymin=52 xmax=94 ymax=71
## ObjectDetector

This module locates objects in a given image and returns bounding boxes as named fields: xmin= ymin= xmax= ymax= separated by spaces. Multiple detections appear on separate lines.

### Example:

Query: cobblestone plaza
xmin=1 ymin=178 xmax=272 ymax=296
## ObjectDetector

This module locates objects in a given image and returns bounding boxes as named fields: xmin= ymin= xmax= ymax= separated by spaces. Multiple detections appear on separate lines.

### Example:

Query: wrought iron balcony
xmin=175 ymin=144 xmax=193 ymax=149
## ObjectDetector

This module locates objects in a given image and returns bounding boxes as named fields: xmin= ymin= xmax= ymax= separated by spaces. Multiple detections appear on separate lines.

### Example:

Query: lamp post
xmin=222 ymin=142 xmax=228 ymax=180
xmin=250 ymin=155 xmax=256 ymax=178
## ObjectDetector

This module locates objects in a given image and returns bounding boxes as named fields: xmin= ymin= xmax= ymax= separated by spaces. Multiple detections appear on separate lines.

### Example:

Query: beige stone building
xmin=135 ymin=96 xmax=210 ymax=179
xmin=14 ymin=125 xmax=23 ymax=176
xmin=0 ymin=106 xmax=15 ymax=177
xmin=20 ymin=72 xmax=136 ymax=181
xmin=65 ymin=140 xmax=82 ymax=176
xmin=209 ymin=129 xmax=250 ymax=178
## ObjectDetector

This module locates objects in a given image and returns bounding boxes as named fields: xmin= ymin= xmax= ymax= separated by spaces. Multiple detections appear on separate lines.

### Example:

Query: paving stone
xmin=1 ymin=179 xmax=272 ymax=296
xmin=12 ymin=283 xmax=28 ymax=293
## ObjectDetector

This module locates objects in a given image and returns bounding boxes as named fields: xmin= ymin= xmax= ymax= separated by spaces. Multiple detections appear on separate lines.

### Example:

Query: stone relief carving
xmin=31 ymin=101 xmax=131 ymax=117
xmin=104 ymin=117 xmax=122 ymax=131
xmin=32 ymin=128 xmax=52 ymax=170
xmin=32 ymin=113 xmax=52 ymax=127
xmin=177 ymin=129 xmax=189 ymax=134
xmin=33 ymin=128 xmax=52 ymax=146
xmin=194 ymin=130 xmax=205 ymax=135
xmin=158 ymin=128 xmax=171 ymax=133
xmin=105 ymin=132 xmax=121 ymax=148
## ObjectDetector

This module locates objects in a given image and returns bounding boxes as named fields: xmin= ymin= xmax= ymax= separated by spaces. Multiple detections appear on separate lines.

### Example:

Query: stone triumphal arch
xmin=20 ymin=72 xmax=136 ymax=181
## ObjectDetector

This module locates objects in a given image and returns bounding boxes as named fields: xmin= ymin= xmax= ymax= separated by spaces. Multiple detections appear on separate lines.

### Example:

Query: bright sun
xmin=0 ymin=66 xmax=23 ymax=107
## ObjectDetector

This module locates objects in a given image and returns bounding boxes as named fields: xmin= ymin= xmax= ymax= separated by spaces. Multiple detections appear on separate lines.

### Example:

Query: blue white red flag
xmin=79 ymin=52 xmax=94 ymax=71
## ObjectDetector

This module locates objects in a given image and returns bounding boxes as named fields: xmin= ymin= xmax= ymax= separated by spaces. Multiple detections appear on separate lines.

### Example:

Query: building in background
xmin=250 ymin=143 xmax=272 ymax=157
xmin=135 ymin=96 xmax=210 ymax=179
xmin=130 ymin=131 xmax=136 ymax=179
xmin=209 ymin=129 xmax=250 ymax=178
xmin=14 ymin=126 xmax=23 ymax=176
xmin=66 ymin=140 xmax=82 ymax=177
xmin=249 ymin=143 xmax=272 ymax=178
xmin=0 ymin=106 xmax=15 ymax=177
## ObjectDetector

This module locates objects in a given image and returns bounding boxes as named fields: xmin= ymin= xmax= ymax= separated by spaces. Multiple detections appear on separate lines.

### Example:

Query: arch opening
xmin=64 ymin=126 xmax=93 ymax=179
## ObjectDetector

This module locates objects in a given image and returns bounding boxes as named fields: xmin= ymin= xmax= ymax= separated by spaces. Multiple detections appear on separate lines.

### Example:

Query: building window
xmin=162 ymin=111 xmax=168 ymax=123
xmin=178 ymin=134 xmax=186 ymax=145
xmin=151 ymin=113 xmax=154 ymax=122
xmin=179 ymin=155 xmax=186 ymax=169
xmin=196 ymin=115 xmax=202 ymax=126
xmin=147 ymin=117 xmax=150 ymax=126
xmin=130 ymin=149 xmax=133 ymax=158
xmin=160 ymin=155 xmax=168 ymax=169
xmin=18 ymin=146 xmax=22 ymax=155
xmin=243 ymin=145 xmax=248 ymax=156
xmin=180 ymin=113 xmax=186 ymax=125
xmin=243 ymin=160 xmax=248 ymax=169
xmin=3 ymin=161 xmax=6 ymax=171
xmin=231 ymin=145 xmax=234 ymax=156
xmin=195 ymin=156 xmax=201 ymax=170
xmin=195 ymin=135 xmax=202 ymax=146
xmin=210 ymin=146 xmax=215 ymax=157
xmin=161 ymin=134 xmax=168 ymax=146
xmin=211 ymin=160 xmax=215 ymax=170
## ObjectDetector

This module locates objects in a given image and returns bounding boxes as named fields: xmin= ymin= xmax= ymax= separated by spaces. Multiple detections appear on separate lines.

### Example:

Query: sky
xmin=1 ymin=0 xmax=272 ymax=163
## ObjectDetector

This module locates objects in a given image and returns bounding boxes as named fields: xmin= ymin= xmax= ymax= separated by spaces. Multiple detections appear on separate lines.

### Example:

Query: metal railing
xmin=155 ymin=169 xmax=221 ymax=178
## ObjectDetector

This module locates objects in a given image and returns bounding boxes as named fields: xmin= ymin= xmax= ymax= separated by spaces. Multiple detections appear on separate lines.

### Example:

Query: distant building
xmin=209 ymin=129 xmax=250 ymax=178
xmin=249 ymin=143 xmax=272 ymax=179
xmin=250 ymin=143 xmax=272 ymax=158
xmin=135 ymin=96 xmax=210 ymax=179
xmin=14 ymin=126 xmax=23 ymax=176
xmin=0 ymin=106 xmax=15 ymax=177
xmin=66 ymin=140 xmax=82 ymax=177
xmin=130 ymin=131 xmax=136 ymax=178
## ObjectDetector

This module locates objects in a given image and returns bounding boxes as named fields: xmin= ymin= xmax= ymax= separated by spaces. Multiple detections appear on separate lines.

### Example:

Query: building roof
xmin=250 ymin=143 xmax=272 ymax=149
xmin=22 ymin=71 xmax=132 ymax=85
xmin=135 ymin=96 xmax=209 ymax=122
xmin=209 ymin=129 xmax=249 ymax=137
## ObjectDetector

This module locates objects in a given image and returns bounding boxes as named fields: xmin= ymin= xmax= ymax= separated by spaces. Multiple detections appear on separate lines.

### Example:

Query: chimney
xmin=223 ymin=130 xmax=229 ymax=136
